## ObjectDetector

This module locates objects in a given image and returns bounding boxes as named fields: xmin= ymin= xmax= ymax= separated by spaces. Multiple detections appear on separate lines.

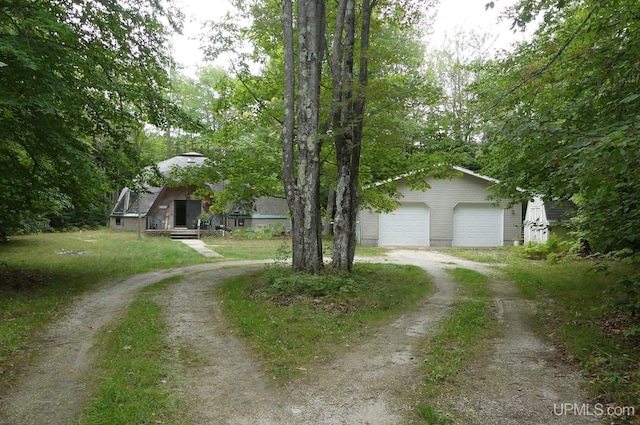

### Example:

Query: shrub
xmin=605 ymin=272 xmax=640 ymax=317
xmin=518 ymin=235 xmax=573 ymax=262
xmin=260 ymin=266 xmax=355 ymax=297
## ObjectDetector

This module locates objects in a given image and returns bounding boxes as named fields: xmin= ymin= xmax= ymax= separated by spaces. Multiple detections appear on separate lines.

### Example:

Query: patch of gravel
xmin=159 ymin=252 xmax=460 ymax=424
xmin=0 ymin=261 xmax=267 ymax=425
xmin=0 ymin=250 xmax=599 ymax=425
xmin=433 ymin=277 xmax=601 ymax=425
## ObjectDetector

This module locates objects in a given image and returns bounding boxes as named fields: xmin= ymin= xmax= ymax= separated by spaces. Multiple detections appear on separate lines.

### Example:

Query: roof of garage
xmin=368 ymin=166 xmax=499 ymax=188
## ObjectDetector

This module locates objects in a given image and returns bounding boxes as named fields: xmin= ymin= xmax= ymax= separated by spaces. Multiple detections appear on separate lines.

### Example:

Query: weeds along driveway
xmin=157 ymin=251 xmax=460 ymax=425
xmin=0 ymin=251 xmax=597 ymax=425
xmin=0 ymin=260 xmax=269 ymax=425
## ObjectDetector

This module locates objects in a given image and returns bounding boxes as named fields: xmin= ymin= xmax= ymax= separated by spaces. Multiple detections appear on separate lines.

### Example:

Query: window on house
xmin=115 ymin=217 xmax=122 ymax=226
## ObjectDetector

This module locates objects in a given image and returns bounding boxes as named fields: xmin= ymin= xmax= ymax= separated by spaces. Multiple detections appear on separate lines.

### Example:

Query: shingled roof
xmin=156 ymin=152 xmax=207 ymax=175
xmin=111 ymin=153 xmax=207 ymax=217
xmin=544 ymin=200 xmax=576 ymax=222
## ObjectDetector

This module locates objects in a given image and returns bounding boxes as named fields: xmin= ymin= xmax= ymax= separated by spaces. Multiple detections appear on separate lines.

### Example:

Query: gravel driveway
xmin=0 ymin=251 xmax=598 ymax=424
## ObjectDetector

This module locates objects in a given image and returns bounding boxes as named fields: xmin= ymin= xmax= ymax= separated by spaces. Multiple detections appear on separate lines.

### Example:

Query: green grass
xmin=77 ymin=275 xmax=185 ymax=425
xmin=0 ymin=231 xmax=212 ymax=367
xmin=504 ymin=262 xmax=640 ymax=413
xmin=445 ymin=267 xmax=493 ymax=298
xmin=408 ymin=268 xmax=496 ymax=425
xmin=420 ymin=299 xmax=494 ymax=385
xmin=202 ymin=236 xmax=292 ymax=261
xmin=216 ymin=262 xmax=433 ymax=379
xmin=437 ymin=247 xmax=520 ymax=264
xmin=203 ymin=236 xmax=389 ymax=260
xmin=414 ymin=403 xmax=452 ymax=425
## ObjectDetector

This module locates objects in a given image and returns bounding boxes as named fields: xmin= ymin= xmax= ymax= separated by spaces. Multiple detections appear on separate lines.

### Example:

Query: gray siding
xmin=358 ymin=209 xmax=380 ymax=246
xmin=109 ymin=216 xmax=145 ymax=232
xmin=253 ymin=196 xmax=289 ymax=215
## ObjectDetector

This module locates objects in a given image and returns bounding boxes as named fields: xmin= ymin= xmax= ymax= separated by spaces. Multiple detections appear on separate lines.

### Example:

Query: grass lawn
xmin=444 ymin=247 xmax=640 ymax=420
xmin=0 ymin=230 xmax=216 ymax=366
xmin=0 ymin=230 xmax=302 ymax=373
xmin=0 ymin=230 xmax=388 ymax=380
xmin=202 ymin=235 xmax=389 ymax=260
xmin=217 ymin=262 xmax=433 ymax=379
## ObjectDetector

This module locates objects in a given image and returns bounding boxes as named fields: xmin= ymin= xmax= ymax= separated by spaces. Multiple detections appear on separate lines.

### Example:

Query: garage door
xmin=453 ymin=204 xmax=503 ymax=247
xmin=379 ymin=203 xmax=430 ymax=246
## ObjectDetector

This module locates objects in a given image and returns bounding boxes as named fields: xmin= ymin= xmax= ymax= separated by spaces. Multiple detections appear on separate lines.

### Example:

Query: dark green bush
xmin=261 ymin=267 xmax=355 ymax=297
xmin=605 ymin=272 xmax=640 ymax=317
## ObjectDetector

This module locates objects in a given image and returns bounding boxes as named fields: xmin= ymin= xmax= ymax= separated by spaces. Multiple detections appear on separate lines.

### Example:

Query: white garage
xmin=378 ymin=203 xmax=430 ymax=246
xmin=452 ymin=203 xmax=504 ymax=247
xmin=357 ymin=167 xmax=522 ymax=247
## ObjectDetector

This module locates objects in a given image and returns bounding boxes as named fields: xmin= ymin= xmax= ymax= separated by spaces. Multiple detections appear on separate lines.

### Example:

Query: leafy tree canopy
xmin=0 ymin=0 xmax=182 ymax=240
xmin=202 ymin=0 xmax=452 ymax=210
xmin=475 ymin=0 xmax=640 ymax=252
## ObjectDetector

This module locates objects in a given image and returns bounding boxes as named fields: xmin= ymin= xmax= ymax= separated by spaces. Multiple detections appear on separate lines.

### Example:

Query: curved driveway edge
xmin=0 ymin=251 xmax=598 ymax=425
xmin=0 ymin=260 xmax=269 ymax=425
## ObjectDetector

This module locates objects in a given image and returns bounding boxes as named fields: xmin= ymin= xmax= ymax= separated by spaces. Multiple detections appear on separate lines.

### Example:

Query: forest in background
xmin=1 ymin=0 xmax=638 ymax=255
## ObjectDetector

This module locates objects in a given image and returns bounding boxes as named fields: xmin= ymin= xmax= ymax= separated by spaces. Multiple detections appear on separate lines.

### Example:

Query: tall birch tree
xmin=330 ymin=0 xmax=373 ymax=272
xmin=282 ymin=0 xmax=325 ymax=273
xmin=209 ymin=0 xmax=437 ymax=273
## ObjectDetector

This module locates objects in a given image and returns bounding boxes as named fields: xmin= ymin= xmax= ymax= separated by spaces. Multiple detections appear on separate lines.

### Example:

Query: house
xmin=523 ymin=196 xmax=575 ymax=244
xmin=357 ymin=167 xmax=522 ymax=247
xmin=109 ymin=152 xmax=289 ymax=234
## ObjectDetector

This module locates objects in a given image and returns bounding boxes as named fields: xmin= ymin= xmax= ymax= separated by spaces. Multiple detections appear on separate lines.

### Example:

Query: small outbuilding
xmin=357 ymin=167 xmax=522 ymax=247
xmin=523 ymin=196 xmax=576 ymax=244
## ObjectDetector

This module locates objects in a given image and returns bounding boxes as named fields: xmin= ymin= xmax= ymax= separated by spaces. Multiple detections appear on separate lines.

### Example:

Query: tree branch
xmin=488 ymin=0 xmax=604 ymax=111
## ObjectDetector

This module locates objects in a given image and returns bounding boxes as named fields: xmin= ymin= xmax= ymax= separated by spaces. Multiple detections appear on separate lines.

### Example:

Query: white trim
xmin=366 ymin=166 xmax=499 ymax=189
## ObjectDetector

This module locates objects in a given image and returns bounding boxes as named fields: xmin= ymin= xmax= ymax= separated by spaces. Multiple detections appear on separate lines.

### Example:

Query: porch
xmin=145 ymin=229 xmax=225 ymax=239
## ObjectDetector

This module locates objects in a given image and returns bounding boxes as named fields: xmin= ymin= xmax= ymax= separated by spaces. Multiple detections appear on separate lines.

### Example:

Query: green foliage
xmin=518 ymin=235 xmax=567 ymax=261
xmin=217 ymin=263 xmax=433 ymax=378
xmin=260 ymin=267 xmax=356 ymax=297
xmin=0 ymin=0 xmax=182 ymax=239
xmin=79 ymin=280 xmax=184 ymax=425
xmin=475 ymin=0 xmax=640 ymax=253
xmin=170 ymin=130 xmax=284 ymax=214
xmin=420 ymin=29 xmax=500 ymax=172
xmin=203 ymin=1 xmax=450 ymax=216
xmin=605 ymin=273 xmax=640 ymax=317
xmin=15 ymin=214 xmax=54 ymax=235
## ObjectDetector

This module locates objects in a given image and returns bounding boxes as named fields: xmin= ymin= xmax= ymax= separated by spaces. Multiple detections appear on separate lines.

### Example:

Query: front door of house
xmin=175 ymin=200 xmax=187 ymax=227
xmin=174 ymin=200 xmax=201 ymax=228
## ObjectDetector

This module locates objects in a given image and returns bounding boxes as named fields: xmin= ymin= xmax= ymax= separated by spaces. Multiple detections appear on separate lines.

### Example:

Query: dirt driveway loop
xmin=0 ymin=251 xmax=598 ymax=425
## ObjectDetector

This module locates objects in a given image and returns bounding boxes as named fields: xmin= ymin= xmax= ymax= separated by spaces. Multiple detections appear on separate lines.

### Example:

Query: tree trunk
xmin=331 ymin=0 xmax=373 ymax=272
xmin=281 ymin=0 xmax=325 ymax=274
xmin=323 ymin=185 xmax=335 ymax=236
